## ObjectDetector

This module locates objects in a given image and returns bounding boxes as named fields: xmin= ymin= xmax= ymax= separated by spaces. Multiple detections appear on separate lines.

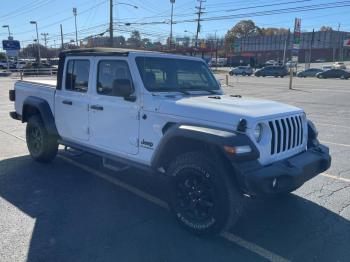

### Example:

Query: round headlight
xmin=253 ymin=123 xmax=263 ymax=142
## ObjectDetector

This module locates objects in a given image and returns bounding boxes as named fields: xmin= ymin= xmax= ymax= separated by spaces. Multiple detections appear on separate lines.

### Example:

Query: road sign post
xmin=289 ymin=18 xmax=301 ymax=90
xmin=2 ymin=39 xmax=21 ymax=72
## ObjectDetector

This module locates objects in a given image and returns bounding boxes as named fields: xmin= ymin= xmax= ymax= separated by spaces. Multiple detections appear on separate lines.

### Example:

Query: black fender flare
xmin=22 ymin=96 xmax=58 ymax=136
xmin=151 ymin=123 xmax=259 ymax=168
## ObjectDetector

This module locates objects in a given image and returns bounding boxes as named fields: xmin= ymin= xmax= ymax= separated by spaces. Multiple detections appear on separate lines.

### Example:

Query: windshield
xmin=136 ymin=57 xmax=220 ymax=92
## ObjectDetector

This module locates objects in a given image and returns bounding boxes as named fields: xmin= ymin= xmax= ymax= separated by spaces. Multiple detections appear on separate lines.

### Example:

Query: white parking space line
xmin=58 ymin=155 xmax=170 ymax=210
xmin=58 ymin=154 xmax=290 ymax=262
xmin=314 ymin=122 xmax=350 ymax=129
xmin=320 ymin=140 xmax=350 ymax=148
xmin=220 ymin=232 xmax=290 ymax=262
xmin=321 ymin=173 xmax=350 ymax=183
xmin=0 ymin=129 xmax=25 ymax=142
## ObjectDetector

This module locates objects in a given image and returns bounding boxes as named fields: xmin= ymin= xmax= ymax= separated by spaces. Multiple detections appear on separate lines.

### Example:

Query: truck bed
xmin=14 ymin=80 xmax=56 ymax=118
xmin=21 ymin=79 xmax=57 ymax=87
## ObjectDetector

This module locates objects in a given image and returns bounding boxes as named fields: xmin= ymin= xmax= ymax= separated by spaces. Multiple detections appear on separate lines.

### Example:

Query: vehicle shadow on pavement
xmin=1 ymin=155 xmax=349 ymax=262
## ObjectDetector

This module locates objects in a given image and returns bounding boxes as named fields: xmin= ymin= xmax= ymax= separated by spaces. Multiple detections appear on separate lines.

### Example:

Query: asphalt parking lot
xmin=1 ymin=75 xmax=350 ymax=262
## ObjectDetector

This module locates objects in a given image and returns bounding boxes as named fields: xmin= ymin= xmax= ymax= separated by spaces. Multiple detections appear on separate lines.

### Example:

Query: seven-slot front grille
xmin=268 ymin=115 xmax=304 ymax=155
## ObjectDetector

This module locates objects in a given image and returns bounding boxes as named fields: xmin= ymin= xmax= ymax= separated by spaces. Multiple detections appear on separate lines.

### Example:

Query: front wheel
xmin=26 ymin=115 xmax=58 ymax=163
xmin=167 ymin=151 xmax=244 ymax=235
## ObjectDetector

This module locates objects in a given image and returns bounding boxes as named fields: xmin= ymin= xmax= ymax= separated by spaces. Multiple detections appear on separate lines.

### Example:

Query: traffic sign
xmin=2 ymin=40 xmax=20 ymax=50
xmin=293 ymin=18 xmax=301 ymax=50
xmin=344 ymin=39 xmax=350 ymax=47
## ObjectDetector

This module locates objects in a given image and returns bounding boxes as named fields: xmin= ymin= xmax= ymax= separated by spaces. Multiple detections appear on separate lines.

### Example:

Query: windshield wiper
xmin=203 ymin=89 xmax=218 ymax=94
xmin=176 ymin=89 xmax=191 ymax=95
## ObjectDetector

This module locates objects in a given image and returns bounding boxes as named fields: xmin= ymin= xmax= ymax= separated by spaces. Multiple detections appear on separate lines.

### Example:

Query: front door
xmin=55 ymin=58 xmax=92 ymax=141
xmin=88 ymin=58 xmax=140 ymax=155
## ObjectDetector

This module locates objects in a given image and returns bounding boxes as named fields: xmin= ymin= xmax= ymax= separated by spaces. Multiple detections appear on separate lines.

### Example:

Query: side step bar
xmin=58 ymin=139 xmax=155 ymax=174
xmin=102 ymin=158 xmax=129 ymax=172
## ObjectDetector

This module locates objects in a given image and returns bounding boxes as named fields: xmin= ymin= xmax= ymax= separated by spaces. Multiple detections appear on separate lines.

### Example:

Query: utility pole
xmin=109 ymin=0 xmax=113 ymax=47
xmin=337 ymin=23 xmax=342 ymax=61
xmin=333 ymin=23 xmax=341 ymax=62
xmin=60 ymin=24 xmax=64 ymax=49
xmin=215 ymin=36 xmax=219 ymax=72
xmin=194 ymin=0 xmax=205 ymax=50
xmin=73 ymin=7 xmax=78 ymax=46
xmin=307 ymin=29 xmax=315 ymax=69
xmin=282 ymin=29 xmax=290 ymax=65
xmin=30 ymin=21 xmax=41 ymax=63
xmin=41 ymin=33 xmax=49 ymax=48
xmin=169 ymin=0 xmax=175 ymax=49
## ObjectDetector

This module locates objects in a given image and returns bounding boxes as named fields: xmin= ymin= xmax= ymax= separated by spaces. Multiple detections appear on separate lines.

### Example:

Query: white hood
xmin=158 ymin=94 xmax=303 ymax=129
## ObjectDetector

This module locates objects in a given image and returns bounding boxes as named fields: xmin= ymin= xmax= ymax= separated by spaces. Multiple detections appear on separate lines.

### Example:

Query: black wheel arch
xmin=151 ymin=123 xmax=259 ymax=173
xmin=22 ymin=96 xmax=59 ymax=136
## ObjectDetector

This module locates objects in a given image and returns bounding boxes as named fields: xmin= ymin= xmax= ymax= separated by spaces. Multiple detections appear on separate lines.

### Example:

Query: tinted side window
xmin=97 ymin=60 xmax=132 ymax=96
xmin=65 ymin=60 xmax=90 ymax=92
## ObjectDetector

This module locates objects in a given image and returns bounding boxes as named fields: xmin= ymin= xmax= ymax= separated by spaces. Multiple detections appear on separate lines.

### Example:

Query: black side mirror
xmin=112 ymin=79 xmax=135 ymax=101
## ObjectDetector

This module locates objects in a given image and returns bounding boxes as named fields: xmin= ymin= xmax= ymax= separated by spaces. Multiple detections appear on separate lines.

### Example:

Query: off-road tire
xmin=167 ymin=151 xmax=244 ymax=235
xmin=26 ymin=115 xmax=58 ymax=163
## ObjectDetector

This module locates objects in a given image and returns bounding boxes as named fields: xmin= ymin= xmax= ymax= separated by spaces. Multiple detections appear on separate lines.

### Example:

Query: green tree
xmin=127 ymin=30 xmax=142 ymax=48
xmin=320 ymin=26 xmax=333 ymax=32
xmin=259 ymin=27 xmax=289 ymax=36
xmin=224 ymin=20 xmax=260 ymax=49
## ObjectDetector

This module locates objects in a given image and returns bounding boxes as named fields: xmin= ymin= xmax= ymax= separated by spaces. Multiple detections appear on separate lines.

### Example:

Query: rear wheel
xmin=229 ymin=71 xmax=234 ymax=76
xmin=167 ymin=151 xmax=244 ymax=235
xmin=26 ymin=115 xmax=58 ymax=163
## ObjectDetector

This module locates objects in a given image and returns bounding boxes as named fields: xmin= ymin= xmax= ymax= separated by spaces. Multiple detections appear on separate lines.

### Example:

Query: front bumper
xmin=236 ymin=144 xmax=331 ymax=196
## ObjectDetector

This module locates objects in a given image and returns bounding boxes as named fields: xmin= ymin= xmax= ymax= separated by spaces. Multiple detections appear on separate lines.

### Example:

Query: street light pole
xmin=169 ymin=0 xmax=175 ymax=49
xmin=109 ymin=1 xmax=138 ymax=48
xmin=109 ymin=0 xmax=113 ymax=47
xmin=30 ymin=21 xmax=41 ymax=63
xmin=2 ymin=25 xmax=11 ymax=39
xmin=73 ymin=8 xmax=78 ymax=46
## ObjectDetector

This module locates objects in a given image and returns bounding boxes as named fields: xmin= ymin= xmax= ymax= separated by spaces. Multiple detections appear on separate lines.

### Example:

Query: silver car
xmin=229 ymin=66 xmax=253 ymax=76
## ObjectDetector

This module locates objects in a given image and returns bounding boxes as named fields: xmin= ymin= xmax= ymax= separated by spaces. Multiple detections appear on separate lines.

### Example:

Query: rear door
xmin=55 ymin=58 xmax=93 ymax=141
xmin=88 ymin=57 xmax=140 ymax=155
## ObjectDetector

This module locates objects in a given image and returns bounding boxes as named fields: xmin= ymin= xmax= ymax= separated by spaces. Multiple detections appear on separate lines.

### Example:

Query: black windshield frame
xmin=135 ymin=56 xmax=220 ymax=93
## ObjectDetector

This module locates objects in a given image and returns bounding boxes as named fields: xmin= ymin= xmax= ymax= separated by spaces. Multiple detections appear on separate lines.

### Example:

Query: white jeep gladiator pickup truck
xmin=9 ymin=48 xmax=331 ymax=235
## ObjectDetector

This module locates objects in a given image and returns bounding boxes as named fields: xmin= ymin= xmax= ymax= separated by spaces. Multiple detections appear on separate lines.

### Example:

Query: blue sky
xmin=1 ymin=0 xmax=350 ymax=50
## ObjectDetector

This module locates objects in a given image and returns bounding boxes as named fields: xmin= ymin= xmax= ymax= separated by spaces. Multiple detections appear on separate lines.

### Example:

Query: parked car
xmin=315 ymin=58 xmax=326 ymax=63
xmin=229 ymin=66 xmax=253 ymax=76
xmin=297 ymin=68 xmax=323 ymax=78
xmin=333 ymin=62 xmax=347 ymax=69
xmin=316 ymin=69 xmax=350 ymax=79
xmin=322 ymin=65 xmax=333 ymax=71
xmin=0 ymin=60 xmax=8 ymax=69
xmin=254 ymin=66 xmax=288 ymax=77
xmin=16 ymin=61 xmax=28 ymax=69
xmin=265 ymin=60 xmax=278 ymax=66
xmin=8 ymin=48 xmax=331 ymax=235
xmin=285 ymin=60 xmax=297 ymax=68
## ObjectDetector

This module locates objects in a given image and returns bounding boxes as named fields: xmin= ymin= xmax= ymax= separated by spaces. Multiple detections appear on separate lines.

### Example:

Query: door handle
xmin=90 ymin=105 xmax=104 ymax=111
xmin=62 ymin=100 xmax=72 ymax=105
